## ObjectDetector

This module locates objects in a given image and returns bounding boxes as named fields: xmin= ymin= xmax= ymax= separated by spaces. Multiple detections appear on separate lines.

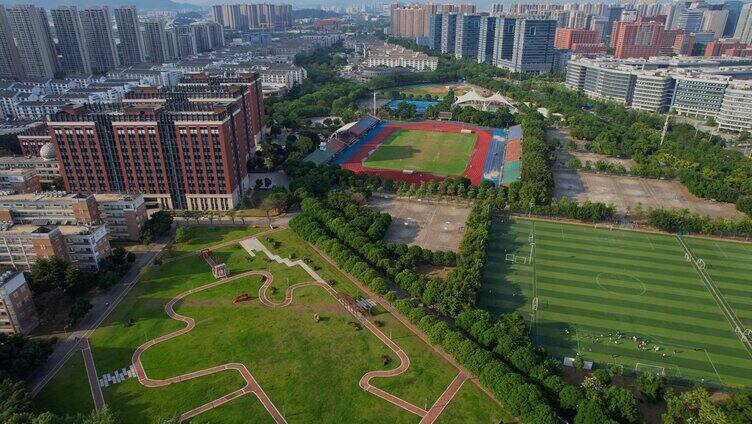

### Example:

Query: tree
xmin=0 ymin=334 xmax=54 ymax=381
xmin=68 ymin=299 xmax=92 ymax=323
xmin=174 ymin=226 xmax=192 ymax=243
xmin=636 ymin=372 xmax=666 ymax=403
xmin=141 ymin=211 xmax=173 ymax=242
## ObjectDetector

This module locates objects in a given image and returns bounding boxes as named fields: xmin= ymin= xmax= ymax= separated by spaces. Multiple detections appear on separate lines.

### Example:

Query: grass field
xmin=479 ymin=217 xmax=752 ymax=389
xmin=36 ymin=228 xmax=506 ymax=422
xmin=165 ymin=226 xmax=266 ymax=258
xmin=364 ymin=129 xmax=476 ymax=176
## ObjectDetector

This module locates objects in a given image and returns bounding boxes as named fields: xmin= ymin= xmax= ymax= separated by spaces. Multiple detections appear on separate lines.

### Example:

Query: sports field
xmin=479 ymin=217 xmax=752 ymax=389
xmin=363 ymin=129 xmax=476 ymax=176
xmin=36 ymin=227 xmax=507 ymax=422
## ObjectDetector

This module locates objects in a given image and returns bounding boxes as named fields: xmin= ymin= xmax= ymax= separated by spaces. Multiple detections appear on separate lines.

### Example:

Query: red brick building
xmin=554 ymin=28 xmax=608 ymax=54
xmin=555 ymin=28 xmax=599 ymax=49
xmin=705 ymin=39 xmax=752 ymax=57
xmin=611 ymin=18 xmax=664 ymax=59
xmin=47 ymin=73 xmax=264 ymax=210
xmin=16 ymin=122 xmax=51 ymax=156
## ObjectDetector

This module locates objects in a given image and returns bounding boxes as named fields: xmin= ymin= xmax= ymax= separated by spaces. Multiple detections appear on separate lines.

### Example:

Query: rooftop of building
xmin=0 ymin=168 xmax=35 ymax=176
xmin=0 ymin=270 xmax=26 ymax=291
xmin=0 ymin=191 xmax=90 ymax=202
xmin=0 ymin=222 xmax=104 ymax=236
xmin=0 ymin=156 xmax=55 ymax=165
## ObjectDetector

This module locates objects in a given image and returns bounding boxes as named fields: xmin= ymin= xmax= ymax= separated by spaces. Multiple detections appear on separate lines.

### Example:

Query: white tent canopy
xmin=453 ymin=89 xmax=518 ymax=113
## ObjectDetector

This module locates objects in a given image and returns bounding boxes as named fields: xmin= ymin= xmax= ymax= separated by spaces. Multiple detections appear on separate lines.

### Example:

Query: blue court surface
xmin=387 ymin=99 xmax=440 ymax=115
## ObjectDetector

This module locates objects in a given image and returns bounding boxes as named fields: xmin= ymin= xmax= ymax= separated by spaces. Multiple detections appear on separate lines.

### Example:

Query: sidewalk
xmin=28 ymin=233 xmax=171 ymax=395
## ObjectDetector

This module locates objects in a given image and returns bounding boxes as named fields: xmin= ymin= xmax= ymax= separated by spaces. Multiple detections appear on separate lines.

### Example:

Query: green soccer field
xmin=363 ymin=129 xmax=476 ymax=176
xmin=479 ymin=217 xmax=752 ymax=389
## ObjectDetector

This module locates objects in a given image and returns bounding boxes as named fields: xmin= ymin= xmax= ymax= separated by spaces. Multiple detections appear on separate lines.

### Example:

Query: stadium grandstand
xmin=304 ymin=115 xmax=381 ymax=165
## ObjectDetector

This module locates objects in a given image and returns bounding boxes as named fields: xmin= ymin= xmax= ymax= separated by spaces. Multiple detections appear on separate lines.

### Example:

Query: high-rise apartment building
xmin=496 ymin=19 xmax=557 ymax=75
xmin=190 ymin=22 xmax=212 ymax=53
xmin=391 ymin=4 xmax=475 ymax=38
xmin=554 ymin=28 xmax=607 ymax=54
xmin=0 ymin=6 xmax=22 ymax=79
xmin=455 ymin=14 xmax=481 ymax=60
xmin=48 ymin=74 xmax=265 ymax=211
xmin=612 ymin=18 xmax=664 ymax=59
xmin=723 ymin=1 xmax=744 ymax=38
xmin=80 ymin=7 xmax=119 ymax=74
xmin=675 ymin=9 xmax=704 ymax=33
xmin=493 ymin=17 xmax=517 ymax=68
xmin=51 ymin=6 xmax=92 ymax=75
xmin=173 ymin=25 xmax=196 ymax=58
xmin=7 ymin=5 xmax=58 ymax=78
xmin=735 ymin=3 xmax=752 ymax=44
xmin=212 ymin=4 xmax=292 ymax=30
xmin=428 ymin=13 xmax=443 ymax=50
xmin=440 ymin=13 xmax=458 ymax=54
xmin=143 ymin=20 xmax=169 ymax=64
xmin=478 ymin=16 xmax=497 ymax=64
xmin=701 ymin=9 xmax=729 ymax=39
xmin=206 ymin=21 xmax=224 ymax=49
xmin=114 ymin=6 xmax=145 ymax=66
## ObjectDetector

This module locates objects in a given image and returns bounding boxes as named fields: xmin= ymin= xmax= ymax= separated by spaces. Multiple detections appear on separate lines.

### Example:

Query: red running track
xmin=339 ymin=121 xmax=492 ymax=186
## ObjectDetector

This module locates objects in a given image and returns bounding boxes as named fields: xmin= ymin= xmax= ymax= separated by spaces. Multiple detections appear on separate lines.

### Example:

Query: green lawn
xmin=36 ymin=228 xmax=503 ymax=422
xmin=166 ymin=226 xmax=266 ymax=258
xmin=479 ymin=218 xmax=752 ymax=389
xmin=33 ymin=352 xmax=92 ymax=417
xmin=364 ymin=129 xmax=476 ymax=176
xmin=435 ymin=382 xmax=512 ymax=424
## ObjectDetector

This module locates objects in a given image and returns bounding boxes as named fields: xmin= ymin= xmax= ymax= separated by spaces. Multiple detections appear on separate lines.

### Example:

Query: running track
xmin=338 ymin=121 xmax=492 ymax=186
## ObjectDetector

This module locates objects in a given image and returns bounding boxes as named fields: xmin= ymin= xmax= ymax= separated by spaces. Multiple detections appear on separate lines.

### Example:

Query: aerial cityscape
xmin=0 ymin=0 xmax=751 ymax=423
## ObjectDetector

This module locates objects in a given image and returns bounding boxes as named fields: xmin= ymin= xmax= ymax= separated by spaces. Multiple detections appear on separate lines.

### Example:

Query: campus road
xmin=27 ymin=233 xmax=171 ymax=395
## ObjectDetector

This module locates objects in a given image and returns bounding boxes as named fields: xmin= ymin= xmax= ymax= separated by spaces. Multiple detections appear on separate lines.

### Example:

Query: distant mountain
xmin=26 ymin=0 xmax=203 ymax=12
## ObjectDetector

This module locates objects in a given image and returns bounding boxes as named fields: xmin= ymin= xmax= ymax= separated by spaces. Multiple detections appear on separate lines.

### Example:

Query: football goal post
xmin=505 ymin=253 xmax=515 ymax=262
xmin=635 ymin=363 xmax=666 ymax=376
xmin=532 ymin=297 xmax=539 ymax=312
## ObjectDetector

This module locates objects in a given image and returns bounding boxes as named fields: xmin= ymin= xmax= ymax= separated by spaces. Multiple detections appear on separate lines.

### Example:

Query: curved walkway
xmin=131 ymin=270 xmax=286 ymax=423
xmin=247 ymin=238 xmax=429 ymax=418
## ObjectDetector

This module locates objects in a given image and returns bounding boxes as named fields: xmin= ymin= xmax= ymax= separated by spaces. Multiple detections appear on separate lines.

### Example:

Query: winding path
xmin=128 ymin=236 xmax=463 ymax=423
xmin=249 ymin=239 xmax=429 ymax=418
xmin=130 ymin=270 xmax=286 ymax=423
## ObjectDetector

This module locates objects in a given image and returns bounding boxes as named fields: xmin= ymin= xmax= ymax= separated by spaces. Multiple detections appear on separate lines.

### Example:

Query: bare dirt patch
xmin=562 ymin=150 xmax=636 ymax=171
xmin=549 ymin=128 xmax=743 ymax=219
xmin=416 ymin=264 xmax=455 ymax=279
xmin=553 ymin=167 xmax=743 ymax=219
xmin=368 ymin=195 xmax=470 ymax=252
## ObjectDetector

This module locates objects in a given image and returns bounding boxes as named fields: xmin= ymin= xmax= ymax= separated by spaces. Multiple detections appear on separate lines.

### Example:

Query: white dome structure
xmin=39 ymin=142 xmax=56 ymax=161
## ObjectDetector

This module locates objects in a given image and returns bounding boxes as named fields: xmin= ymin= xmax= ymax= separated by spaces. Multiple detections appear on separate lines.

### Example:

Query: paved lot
xmin=369 ymin=196 xmax=469 ymax=252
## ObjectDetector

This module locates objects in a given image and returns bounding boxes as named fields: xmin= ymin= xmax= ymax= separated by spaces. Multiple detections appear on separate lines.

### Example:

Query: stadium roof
xmin=348 ymin=115 xmax=379 ymax=136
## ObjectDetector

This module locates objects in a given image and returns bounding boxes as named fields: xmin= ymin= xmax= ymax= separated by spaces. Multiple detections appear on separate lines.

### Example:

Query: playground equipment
xmin=201 ymin=249 xmax=228 ymax=279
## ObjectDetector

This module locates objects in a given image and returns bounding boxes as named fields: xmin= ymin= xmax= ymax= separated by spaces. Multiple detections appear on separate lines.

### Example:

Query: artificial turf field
xmin=363 ymin=129 xmax=476 ymax=176
xmin=479 ymin=217 xmax=752 ymax=389
xmin=35 ymin=227 xmax=508 ymax=423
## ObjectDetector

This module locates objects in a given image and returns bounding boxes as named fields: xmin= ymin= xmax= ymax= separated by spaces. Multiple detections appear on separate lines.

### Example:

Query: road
xmin=172 ymin=213 xmax=292 ymax=228
xmin=28 ymin=233 xmax=171 ymax=395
